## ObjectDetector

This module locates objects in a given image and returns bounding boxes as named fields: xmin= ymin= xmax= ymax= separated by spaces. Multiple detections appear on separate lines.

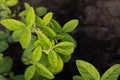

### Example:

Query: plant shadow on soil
xmin=1 ymin=0 xmax=120 ymax=80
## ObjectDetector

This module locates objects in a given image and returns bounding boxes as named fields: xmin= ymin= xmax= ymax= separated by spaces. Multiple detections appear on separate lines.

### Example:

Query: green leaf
xmin=22 ymin=50 xmax=32 ymax=65
xmin=34 ymin=40 xmax=40 ymax=48
xmin=0 ymin=75 xmax=7 ymax=80
xmin=18 ymin=3 xmax=30 ymax=17
xmin=0 ymin=19 xmax=25 ymax=31
xmin=36 ymin=63 xmax=54 ymax=79
xmin=19 ymin=11 xmax=27 ymax=17
xmin=43 ymin=26 xmax=56 ymax=38
xmin=20 ymin=28 xmax=31 ymax=49
xmin=24 ymin=2 xmax=30 ymax=10
xmin=37 ymin=30 xmax=52 ymax=49
xmin=5 ymin=6 xmax=11 ymax=14
xmin=39 ymin=53 xmax=49 ymax=66
xmin=51 ymin=19 xmax=62 ymax=33
xmin=0 ymin=11 xmax=8 ymax=19
xmin=62 ymin=19 xmax=79 ymax=32
xmin=7 ymin=37 xmax=12 ymax=44
xmin=48 ymin=50 xmax=58 ymax=68
xmin=35 ymin=16 xmax=44 ymax=27
xmin=76 ymin=60 xmax=100 ymax=80
xmin=21 ymin=36 xmax=36 ymax=64
xmin=43 ymin=12 xmax=53 ymax=26
xmin=6 ymin=0 xmax=18 ymax=7
xmin=12 ymin=30 xmax=23 ymax=42
xmin=25 ymin=35 xmax=36 ymax=51
xmin=0 ymin=41 xmax=8 ymax=52
xmin=11 ymin=75 xmax=25 ymax=80
xmin=54 ymin=34 xmax=64 ymax=40
xmin=25 ymin=65 xmax=36 ymax=80
xmin=51 ymin=40 xmax=55 ymax=47
xmin=31 ymin=46 xmax=42 ymax=64
xmin=101 ymin=64 xmax=120 ymax=80
xmin=60 ymin=54 xmax=71 ymax=63
xmin=0 ymin=56 xmax=13 ymax=74
xmin=73 ymin=76 xmax=85 ymax=80
xmin=61 ymin=33 xmax=77 ymax=48
xmin=26 ymin=7 xmax=35 ymax=26
xmin=0 ymin=31 xmax=6 ymax=40
xmin=35 ymin=7 xmax=47 ymax=16
xmin=47 ymin=55 xmax=63 ymax=74
xmin=54 ymin=42 xmax=74 ymax=55
xmin=0 ymin=53 xmax=3 ymax=60
xmin=5 ymin=7 xmax=12 ymax=14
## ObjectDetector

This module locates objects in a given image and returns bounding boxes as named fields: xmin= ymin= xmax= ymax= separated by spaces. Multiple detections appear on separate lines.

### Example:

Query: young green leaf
xmin=47 ymin=55 xmax=63 ymax=74
xmin=20 ymin=28 xmax=31 ymax=49
xmin=39 ymin=53 xmax=49 ymax=66
xmin=35 ymin=16 xmax=44 ymax=27
xmin=43 ymin=26 xmax=56 ymax=38
xmin=0 ymin=31 xmax=6 ymax=40
xmin=24 ymin=2 xmax=31 ymax=10
xmin=0 ymin=75 xmax=7 ymax=80
xmin=36 ymin=63 xmax=54 ymax=79
xmin=62 ymin=19 xmax=79 ymax=32
xmin=43 ymin=12 xmax=53 ymax=26
xmin=25 ymin=35 xmax=36 ymax=51
xmin=37 ymin=30 xmax=52 ymax=49
xmin=101 ymin=64 xmax=120 ymax=80
xmin=76 ymin=60 xmax=100 ymax=80
xmin=54 ymin=42 xmax=74 ymax=55
xmin=61 ymin=33 xmax=77 ymax=48
xmin=26 ymin=7 xmax=35 ymax=26
xmin=0 ymin=53 xmax=3 ymax=60
xmin=6 ymin=0 xmax=18 ymax=7
xmin=34 ymin=40 xmax=40 ymax=48
xmin=5 ymin=6 xmax=11 ymax=14
xmin=19 ymin=11 xmax=27 ymax=17
xmin=18 ymin=3 xmax=30 ymax=16
xmin=7 ymin=37 xmax=12 ymax=44
xmin=51 ymin=19 xmax=62 ymax=33
xmin=0 ymin=41 xmax=8 ymax=52
xmin=0 ymin=11 xmax=8 ymax=19
xmin=48 ymin=50 xmax=58 ymax=68
xmin=51 ymin=40 xmax=55 ymax=47
xmin=60 ymin=54 xmax=71 ymax=63
xmin=25 ymin=65 xmax=36 ymax=80
xmin=54 ymin=34 xmax=64 ymax=40
xmin=22 ymin=35 xmax=36 ymax=65
xmin=73 ymin=76 xmax=85 ymax=80
xmin=31 ymin=46 xmax=42 ymax=64
xmin=12 ymin=30 xmax=23 ymax=42
xmin=0 ymin=56 xmax=13 ymax=74
xmin=0 ymin=19 xmax=25 ymax=31
xmin=35 ymin=7 xmax=47 ymax=16
xmin=22 ymin=50 xmax=32 ymax=65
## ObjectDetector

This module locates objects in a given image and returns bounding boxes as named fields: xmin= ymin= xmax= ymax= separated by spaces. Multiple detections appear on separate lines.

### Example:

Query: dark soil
xmin=1 ymin=0 xmax=120 ymax=80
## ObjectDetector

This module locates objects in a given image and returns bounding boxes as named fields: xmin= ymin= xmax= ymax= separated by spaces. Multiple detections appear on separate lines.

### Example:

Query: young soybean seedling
xmin=0 ymin=5 xmax=79 ymax=80
xmin=73 ymin=60 xmax=120 ymax=80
